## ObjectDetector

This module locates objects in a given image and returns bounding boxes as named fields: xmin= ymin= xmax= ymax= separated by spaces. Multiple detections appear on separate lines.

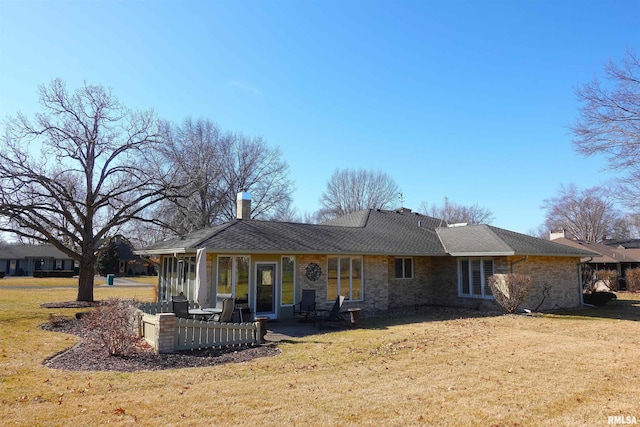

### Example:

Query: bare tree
xmin=156 ymin=118 xmax=294 ymax=234
xmin=0 ymin=79 xmax=182 ymax=302
xmin=541 ymin=184 xmax=622 ymax=243
xmin=420 ymin=196 xmax=494 ymax=225
xmin=319 ymin=168 xmax=400 ymax=219
xmin=571 ymin=49 xmax=640 ymax=210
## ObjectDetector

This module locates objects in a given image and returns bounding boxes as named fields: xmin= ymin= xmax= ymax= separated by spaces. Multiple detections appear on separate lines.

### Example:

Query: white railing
xmin=174 ymin=318 xmax=258 ymax=350
xmin=137 ymin=303 xmax=260 ymax=353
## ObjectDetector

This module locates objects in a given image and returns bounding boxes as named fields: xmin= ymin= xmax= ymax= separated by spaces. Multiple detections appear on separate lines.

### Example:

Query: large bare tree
xmin=420 ymin=196 xmax=494 ymax=225
xmin=155 ymin=117 xmax=294 ymax=235
xmin=318 ymin=168 xmax=400 ymax=220
xmin=541 ymin=184 xmax=622 ymax=243
xmin=0 ymin=79 xmax=182 ymax=302
xmin=571 ymin=49 xmax=640 ymax=209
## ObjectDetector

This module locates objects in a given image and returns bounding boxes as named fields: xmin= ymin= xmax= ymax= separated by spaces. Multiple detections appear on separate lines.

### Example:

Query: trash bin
xmin=106 ymin=274 xmax=115 ymax=286
xmin=254 ymin=316 xmax=268 ymax=342
xmin=347 ymin=308 xmax=361 ymax=327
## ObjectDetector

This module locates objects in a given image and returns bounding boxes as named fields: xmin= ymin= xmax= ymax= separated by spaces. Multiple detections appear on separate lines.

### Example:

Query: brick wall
xmin=295 ymin=254 xmax=581 ymax=317
xmin=509 ymin=256 xmax=581 ymax=310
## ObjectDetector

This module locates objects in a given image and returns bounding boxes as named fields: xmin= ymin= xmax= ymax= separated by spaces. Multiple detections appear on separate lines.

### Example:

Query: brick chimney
xmin=236 ymin=191 xmax=251 ymax=219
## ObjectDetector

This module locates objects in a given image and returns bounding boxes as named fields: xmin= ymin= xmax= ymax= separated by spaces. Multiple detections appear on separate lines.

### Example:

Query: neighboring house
xmin=111 ymin=235 xmax=157 ymax=276
xmin=0 ymin=244 xmax=76 ymax=277
xmin=136 ymin=194 xmax=595 ymax=320
xmin=551 ymin=231 xmax=640 ymax=288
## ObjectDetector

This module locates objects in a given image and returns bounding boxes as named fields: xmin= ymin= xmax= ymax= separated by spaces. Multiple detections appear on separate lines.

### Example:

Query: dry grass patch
xmin=1 ymin=288 xmax=639 ymax=426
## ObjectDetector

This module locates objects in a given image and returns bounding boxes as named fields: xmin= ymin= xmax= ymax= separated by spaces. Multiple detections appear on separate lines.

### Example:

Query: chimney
xmin=236 ymin=191 xmax=251 ymax=219
xmin=550 ymin=229 xmax=567 ymax=240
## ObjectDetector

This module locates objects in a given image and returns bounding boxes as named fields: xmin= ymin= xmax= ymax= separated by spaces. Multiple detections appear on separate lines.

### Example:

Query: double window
xmin=458 ymin=258 xmax=494 ymax=299
xmin=217 ymin=256 xmax=250 ymax=301
xmin=394 ymin=257 xmax=413 ymax=279
xmin=327 ymin=256 xmax=363 ymax=301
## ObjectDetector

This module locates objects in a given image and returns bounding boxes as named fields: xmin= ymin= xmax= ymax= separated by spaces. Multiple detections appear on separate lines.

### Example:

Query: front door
xmin=255 ymin=263 xmax=277 ymax=318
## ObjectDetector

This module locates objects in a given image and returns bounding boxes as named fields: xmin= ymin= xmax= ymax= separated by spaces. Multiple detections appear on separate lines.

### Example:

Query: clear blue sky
xmin=1 ymin=0 xmax=639 ymax=234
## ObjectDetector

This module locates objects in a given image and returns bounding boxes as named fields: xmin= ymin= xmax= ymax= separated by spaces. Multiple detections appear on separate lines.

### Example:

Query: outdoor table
xmin=188 ymin=308 xmax=222 ymax=321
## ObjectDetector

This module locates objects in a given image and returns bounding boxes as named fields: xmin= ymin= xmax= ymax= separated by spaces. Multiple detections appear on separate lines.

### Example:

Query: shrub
xmin=488 ymin=273 xmax=533 ymax=313
xmin=81 ymin=298 xmax=138 ymax=356
xmin=595 ymin=270 xmax=619 ymax=291
xmin=626 ymin=268 xmax=640 ymax=292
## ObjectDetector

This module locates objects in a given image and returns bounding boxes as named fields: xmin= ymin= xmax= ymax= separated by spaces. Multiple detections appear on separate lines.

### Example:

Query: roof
xmin=137 ymin=209 xmax=594 ymax=258
xmin=437 ymin=225 xmax=596 ymax=257
xmin=139 ymin=209 xmax=447 ymax=256
xmin=602 ymin=238 xmax=640 ymax=249
xmin=552 ymin=237 xmax=640 ymax=263
xmin=0 ymin=244 xmax=72 ymax=260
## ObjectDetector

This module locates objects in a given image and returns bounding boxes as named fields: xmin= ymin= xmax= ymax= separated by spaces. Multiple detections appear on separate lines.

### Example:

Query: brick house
xmin=551 ymin=231 xmax=640 ymax=289
xmin=136 ymin=194 xmax=594 ymax=319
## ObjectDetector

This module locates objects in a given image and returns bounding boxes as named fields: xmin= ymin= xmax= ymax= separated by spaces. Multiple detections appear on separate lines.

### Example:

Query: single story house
xmin=551 ymin=231 xmax=640 ymax=289
xmin=136 ymin=193 xmax=595 ymax=319
xmin=0 ymin=244 xmax=76 ymax=277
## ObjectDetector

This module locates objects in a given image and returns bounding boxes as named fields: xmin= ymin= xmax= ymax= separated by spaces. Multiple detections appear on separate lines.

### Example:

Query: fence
xmin=137 ymin=302 xmax=260 ymax=353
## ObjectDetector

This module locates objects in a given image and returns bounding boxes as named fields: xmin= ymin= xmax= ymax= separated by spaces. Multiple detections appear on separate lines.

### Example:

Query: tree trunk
xmin=77 ymin=255 xmax=96 ymax=302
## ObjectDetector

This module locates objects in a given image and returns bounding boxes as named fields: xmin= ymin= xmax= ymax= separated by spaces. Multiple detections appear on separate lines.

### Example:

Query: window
xmin=281 ymin=256 xmax=295 ymax=306
xmin=160 ymin=255 xmax=196 ymax=300
xmin=217 ymin=256 xmax=250 ymax=300
xmin=458 ymin=258 xmax=494 ymax=298
xmin=394 ymin=257 xmax=413 ymax=279
xmin=327 ymin=256 xmax=363 ymax=301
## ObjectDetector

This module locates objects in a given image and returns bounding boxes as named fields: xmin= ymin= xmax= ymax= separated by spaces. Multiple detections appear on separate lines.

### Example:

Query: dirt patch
xmin=40 ymin=315 xmax=280 ymax=372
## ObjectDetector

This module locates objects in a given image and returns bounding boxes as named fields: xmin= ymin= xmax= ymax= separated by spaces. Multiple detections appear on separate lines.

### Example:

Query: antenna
xmin=398 ymin=192 xmax=405 ymax=207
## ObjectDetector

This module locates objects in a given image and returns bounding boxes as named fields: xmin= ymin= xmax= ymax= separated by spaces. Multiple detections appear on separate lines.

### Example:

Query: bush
xmin=488 ymin=273 xmax=533 ymax=313
xmin=81 ymin=298 xmax=138 ymax=356
xmin=626 ymin=268 xmax=640 ymax=292
xmin=595 ymin=270 xmax=619 ymax=291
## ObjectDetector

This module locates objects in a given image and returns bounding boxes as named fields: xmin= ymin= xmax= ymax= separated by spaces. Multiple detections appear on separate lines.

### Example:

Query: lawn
xmin=1 ymin=284 xmax=639 ymax=426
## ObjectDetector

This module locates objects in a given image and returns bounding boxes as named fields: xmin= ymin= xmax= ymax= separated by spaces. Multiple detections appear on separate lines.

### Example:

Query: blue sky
xmin=1 ymin=0 xmax=639 ymax=234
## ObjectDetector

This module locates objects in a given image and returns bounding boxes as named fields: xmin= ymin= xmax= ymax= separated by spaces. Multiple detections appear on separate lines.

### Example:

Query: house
xmin=112 ymin=235 xmax=157 ymax=276
xmin=551 ymin=231 xmax=640 ymax=289
xmin=136 ymin=193 xmax=595 ymax=319
xmin=0 ymin=244 xmax=76 ymax=277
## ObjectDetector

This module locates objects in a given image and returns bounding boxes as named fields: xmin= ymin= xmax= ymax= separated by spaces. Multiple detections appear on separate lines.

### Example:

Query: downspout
xmin=510 ymin=255 xmax=528 ymax=273
xmin=580 ymin=257 xmax=593 ymax=306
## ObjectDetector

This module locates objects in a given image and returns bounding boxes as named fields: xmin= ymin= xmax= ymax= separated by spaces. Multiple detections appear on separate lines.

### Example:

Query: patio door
xmin=255 ymin=263 xmax=277 ymax=318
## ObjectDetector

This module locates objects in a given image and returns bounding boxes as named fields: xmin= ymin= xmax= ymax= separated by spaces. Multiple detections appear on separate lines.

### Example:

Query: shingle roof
xmin=437 ymin=225 xmax=596 ymax=257
xmin=138 ymin=209 xmax=594 ymax=258
xmin=0 ymin=245 xmax=72 ymax=260
xmin=141 ymin=209 xmax=447 ymax=256
xmin=552 ymin=237 xmax=640 ymax=263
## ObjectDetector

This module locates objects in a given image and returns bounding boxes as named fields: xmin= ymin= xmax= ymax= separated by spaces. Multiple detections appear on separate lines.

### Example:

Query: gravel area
xmin=40 ymin=303 xmax=280 ymax=372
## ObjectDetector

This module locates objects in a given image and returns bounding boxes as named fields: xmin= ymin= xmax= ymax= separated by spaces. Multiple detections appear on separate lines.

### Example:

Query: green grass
xmin=1 ymin=287 xmax=639 ymax=426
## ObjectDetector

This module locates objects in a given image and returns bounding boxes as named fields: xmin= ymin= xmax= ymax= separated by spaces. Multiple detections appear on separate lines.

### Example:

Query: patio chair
xmin=294 ymin=289 xmax=316 ymax=322
xmin=212 ymin=297 xmax=235 ymax=322
xmin=215 ymin=293 xmax=232 ymax=310
xmin=314 ymin=295 xmax=349 ymax=328
xmin=171 ymin=299 xmax=190 ymax=319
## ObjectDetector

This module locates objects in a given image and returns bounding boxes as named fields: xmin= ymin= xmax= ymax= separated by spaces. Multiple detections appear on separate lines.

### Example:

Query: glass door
xmin=255 ymin=263 xmax=276 ymax=317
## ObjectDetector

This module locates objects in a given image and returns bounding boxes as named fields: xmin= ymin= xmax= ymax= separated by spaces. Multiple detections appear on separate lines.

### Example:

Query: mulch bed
xmin=40 ymin=302 xmax=281 ymax=372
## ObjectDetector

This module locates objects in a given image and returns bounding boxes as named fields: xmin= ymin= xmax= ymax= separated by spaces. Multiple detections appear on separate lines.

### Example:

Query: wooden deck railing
xmin=136 ymin=302 xmax=260 ymax=353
